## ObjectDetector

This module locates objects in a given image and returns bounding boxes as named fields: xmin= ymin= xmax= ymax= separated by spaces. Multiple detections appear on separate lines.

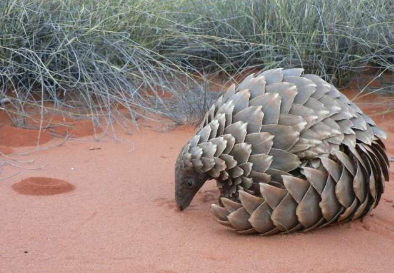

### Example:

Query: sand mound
xmin=0 ymin=115 xmax=101 ymax=149
xmin=0 ymin=125 xmax=53 ymax=147
xmin=0 ymin=146 xmax=14 ymax=155
xmin=50 ymin=119 xmax=102 ymax=138
xmin=12 ymin=177 xmax=75 ymax=196
xmin=26 ymin=115 xmax=102 ymax=138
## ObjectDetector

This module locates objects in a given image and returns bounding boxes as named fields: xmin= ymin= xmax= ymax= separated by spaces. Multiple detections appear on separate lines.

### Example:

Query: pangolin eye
xmin=187 ymin=180 xmax=193 ymax=187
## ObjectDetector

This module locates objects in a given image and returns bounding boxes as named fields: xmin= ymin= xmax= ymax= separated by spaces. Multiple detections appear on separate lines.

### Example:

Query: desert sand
xmin=0 ymin=90 xmax=394 ymax=273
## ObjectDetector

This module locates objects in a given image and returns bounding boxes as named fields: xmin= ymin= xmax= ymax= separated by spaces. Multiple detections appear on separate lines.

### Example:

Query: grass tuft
xmin=1 ymin=0 xmax=393 ymax=127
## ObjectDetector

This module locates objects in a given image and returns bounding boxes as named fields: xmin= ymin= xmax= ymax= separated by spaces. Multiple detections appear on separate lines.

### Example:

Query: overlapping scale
xmin=179 ymin=67 xmax=389 ymax=235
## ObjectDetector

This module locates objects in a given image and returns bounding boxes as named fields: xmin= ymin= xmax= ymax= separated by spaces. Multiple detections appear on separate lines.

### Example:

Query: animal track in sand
xmin=12 ymin=177 xmax=75 ymax=196
xmin=358 ymin=214 xmax=394 ymax=240
xmin=153 ymin=197 xmax=177 ymax=210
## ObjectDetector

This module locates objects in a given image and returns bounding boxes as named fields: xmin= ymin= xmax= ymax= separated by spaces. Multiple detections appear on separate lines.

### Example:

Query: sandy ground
xmin=1 ymin=91 xmax=394 ymax=273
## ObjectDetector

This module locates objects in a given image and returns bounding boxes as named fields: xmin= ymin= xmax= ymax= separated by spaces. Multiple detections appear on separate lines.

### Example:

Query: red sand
xmin=0 ymin=125 xmax=53 ymax=147
xmin=12 ymin=177 xmax=75 ymax=196
xmin=0 ymin=146 xmax=14 ymax=155
xmin=0 ymin=111 xmax=12 ymax=124
xmin=49 ymin=119 xmax=103 ymax=138
xmin=0 ymin=96 xmax=394 ymax=272
xmin=26 ymin=115 xmax=103 ymax=138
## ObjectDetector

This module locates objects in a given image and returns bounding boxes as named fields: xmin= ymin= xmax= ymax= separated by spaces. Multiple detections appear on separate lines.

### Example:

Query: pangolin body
xmin=175 ymin=68 xmax=390 ymax=235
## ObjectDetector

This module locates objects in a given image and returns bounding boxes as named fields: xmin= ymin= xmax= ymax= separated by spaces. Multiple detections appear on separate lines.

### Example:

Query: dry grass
xmin=1 ymin=0 xmax=393 ymax=127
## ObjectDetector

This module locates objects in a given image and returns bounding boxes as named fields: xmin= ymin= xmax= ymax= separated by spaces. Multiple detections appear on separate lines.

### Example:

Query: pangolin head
xmin=175 ymin=144 xmax=209 ymax=211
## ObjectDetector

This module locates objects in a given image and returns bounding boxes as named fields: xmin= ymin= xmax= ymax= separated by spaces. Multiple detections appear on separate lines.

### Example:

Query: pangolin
xmin=175 ymin=68 xmax=390 ymax=235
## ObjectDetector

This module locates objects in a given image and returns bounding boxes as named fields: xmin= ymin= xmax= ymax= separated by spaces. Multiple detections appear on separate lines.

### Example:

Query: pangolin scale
xmin=175 ymin=68 xmax=390 ymax=235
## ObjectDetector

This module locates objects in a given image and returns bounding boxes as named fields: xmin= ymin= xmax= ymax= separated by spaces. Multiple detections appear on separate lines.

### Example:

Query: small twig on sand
xmin=0 ymin=152 xmax=34 ymax=164
xmin=0 ymin=171 xmax=22 ymax=182
xmin=0 ymin=142 xmax=55 ymax=181
xmin=12 ymin=135 xmax=70 ymax=156
xmin=7 ymin=162 xmax=49 ymax=170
